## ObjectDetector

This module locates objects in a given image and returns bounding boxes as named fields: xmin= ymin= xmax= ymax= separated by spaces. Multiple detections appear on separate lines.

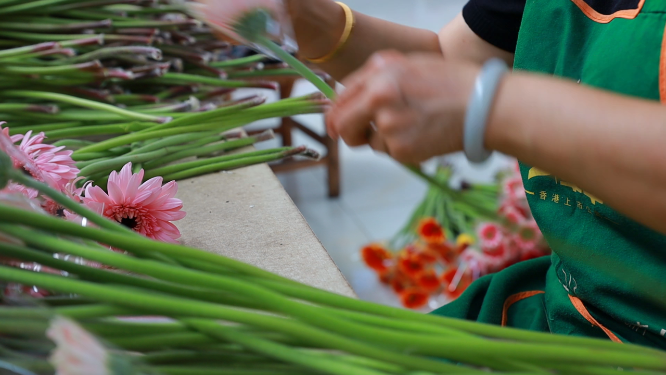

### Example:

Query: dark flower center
xmin=120 ymin=217 xmax=138 ymax=229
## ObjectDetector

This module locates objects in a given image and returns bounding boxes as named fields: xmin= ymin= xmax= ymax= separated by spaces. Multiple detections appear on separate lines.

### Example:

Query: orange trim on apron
xmin=501 ymin=291 xmax=545 ymax=327
xmin=568 ymin=295 xmax=623 ymax=343
xmin=570 ymin=0 xmax=644 ymax=24
xmin=660 ymin=24 xmax=666 ymax=103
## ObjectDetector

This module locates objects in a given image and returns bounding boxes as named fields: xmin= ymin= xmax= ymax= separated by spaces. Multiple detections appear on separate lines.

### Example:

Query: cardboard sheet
xmin=176 ymin=163 xmax=356 ymax=298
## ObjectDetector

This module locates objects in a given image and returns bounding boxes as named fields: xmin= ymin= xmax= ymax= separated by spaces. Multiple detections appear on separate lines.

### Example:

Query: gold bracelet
xmin=307 ymin=2 xmax=355 ymax=64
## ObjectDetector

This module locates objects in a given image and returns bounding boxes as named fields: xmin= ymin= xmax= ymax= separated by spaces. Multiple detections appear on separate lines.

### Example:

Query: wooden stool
xmin=248 ymin=74 xmax=340 ymax=198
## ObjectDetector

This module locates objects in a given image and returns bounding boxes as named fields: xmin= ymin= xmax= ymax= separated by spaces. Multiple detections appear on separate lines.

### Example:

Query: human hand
xmin=325 ymin=50 xmax=480 ymax=164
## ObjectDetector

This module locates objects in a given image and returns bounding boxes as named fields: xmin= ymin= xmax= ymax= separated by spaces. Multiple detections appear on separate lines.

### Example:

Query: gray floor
xmin=249 ymin=0 xmax=513 ymax=309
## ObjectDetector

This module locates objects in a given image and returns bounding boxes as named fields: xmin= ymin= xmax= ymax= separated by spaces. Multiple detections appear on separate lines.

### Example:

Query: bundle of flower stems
xmin=0 ymin=152 xmax=665 ymax=375
xmin=0 ymin=0 xmax=325 ymax=181
xmin=392 ymin=167 xmax=500 ymax=248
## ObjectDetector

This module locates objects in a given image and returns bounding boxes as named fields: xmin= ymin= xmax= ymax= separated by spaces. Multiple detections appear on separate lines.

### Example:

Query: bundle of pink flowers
xmin=0 ymin=124 xmax=187 ymax=297
xmin=0 ymin=124 xmax=186 ymax=244
xmin=459 ymin=166 xmax=551 ymax=279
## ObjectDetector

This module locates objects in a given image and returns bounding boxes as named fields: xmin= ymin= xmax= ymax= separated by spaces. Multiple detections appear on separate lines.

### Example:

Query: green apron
xmin=432 ymin=0 xmax=666 ymax=349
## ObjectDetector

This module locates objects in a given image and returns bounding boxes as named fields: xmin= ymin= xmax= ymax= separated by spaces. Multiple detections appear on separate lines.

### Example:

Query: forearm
xmin=487 ymin=73 xmax=666 ymax=234
xmin=288 ymin=0 xmax=441 ymax=80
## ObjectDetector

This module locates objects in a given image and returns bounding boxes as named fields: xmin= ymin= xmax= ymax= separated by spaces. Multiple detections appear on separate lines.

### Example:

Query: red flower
xmin=417 ymin=218 xmax=445 ymax=244
xmin=361 ymin=244 xmax=393 ymax=273
xmin=400 ymin=288 xmax=429 ymax=309
xmin=442 ymin=267 xmax=473 ymax=300
xmin=398 ymin=254 xmax=425 ymax=278
xmin=416 ymin=269 xmax=441 ymax=293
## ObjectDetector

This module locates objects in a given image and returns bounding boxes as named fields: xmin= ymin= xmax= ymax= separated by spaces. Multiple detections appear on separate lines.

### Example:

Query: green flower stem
xmin=137 ymin=96 xmax=285 ymax=133
xmin=44 ymin=121 xmax=153 ymax=140
xmin=108 ymin=332 xmax=217 ymax=351
xmin=140 ymin=96 xmax=309 ymax=133
xmin=0 ymin=225 xmax=653 ymax=371
xmin=144 ymin=147 xmax=289 ymax=179
xmin=408 ymin=166 xmax=500 ymax=222
xmin=9 ymin=122 xmax=83 ymax=135
xmin=65 ymin=46 xmax=161 ymax=65
xmin=143 ymin=136 xmax=266 ymax=170
xmin=111 ymin=94 xmax=160 ymax=105
xmin=140 ymin=350 xmax=273 ymax=365
xmin=0 ymin=319 xmax=49 ymax=336
xmin=209 ymin=55 xmax=266 ymax=69
xmin=160 ymin=150 xmax=303 ymax=181
xmin=0 ymin=265 xmax=467 ymax=373
xmin=309 ymin=352 xmax=404 ymax=374
xmin=243 ymin=274 xmax=662 ymax=356
xmin=0 ymin=243 xmax=256 ymax=313
xmin=62 ymin=9 xmax=128 ymax=22
xmin=0 ymin=19 xmax=111 ymax=32
xmin=226 ymin=69 xmax=299 ymax=79
xmin=126 ymin=132 xmax=223 ymax=156
xmin=0 ymin=90 xmax=169 ymax=123
xmin=7 ymin=169 xmax=133 ymax=235
xmin=0 ymin=0 xmax=79 ymax=14
xmin=149 ymin=367 xmax=310 ymax=375
xmin=0 ymin=62 xmax=102 ymax=75
xmin=109 ymin=330 xmax=313 ymax=352
xmin=256 ymin=35 xmax=336 ymax=99
xmin=324 ymin=305 xmax=475 ymax=339
xmin=148 ymin=72 xmax=277 ymax=89
xmin=0 ymin=41 xmax=57 ymax=58
xmin=72 ymin=147 xmax=133 ymax=162
xmin=0 ymin=204 xmax=286 ymax=281
xmin=55 ymin=304 xmax=136 ymax=320
xmin=184 ymin=319 xmax=390 ymax=375
xmin=51 ymin=139 xmax=94 ymax=148
xmin=0 ymin=103 xmax=57 ymax=112
xmin=78 ymin=147 xmax=171 ymax=177
xmin=71 ymin=104 xmax=323 ymax=154
xmin=1 ymin=226 xmax=485 ymax=370
xmin=0 ymin=30 xmax=102 ymax=41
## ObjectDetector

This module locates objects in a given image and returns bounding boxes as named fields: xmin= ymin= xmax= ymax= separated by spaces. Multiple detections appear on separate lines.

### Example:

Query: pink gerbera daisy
xmin=15 ymin=131 xmax=79 ymax=191
xmin=1 ymin=127 xmax=79 ymax=191
xmin=503 ymin=176 xmax=527 ymax=202
xmin=513 ymin=220 xmax=544 ymax=251
xmin=83 ymin=163 xmax=186 ymax=243
xmin=0 ymin=182 xmax=38 ymax=200
xmin=477 ymin=222 xmax=504 ymax=253
xmin=498 ymin=202 xmax=528 ymax=225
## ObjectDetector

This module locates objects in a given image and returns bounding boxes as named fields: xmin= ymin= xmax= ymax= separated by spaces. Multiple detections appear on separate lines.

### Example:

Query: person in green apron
xmin=278 ymin=0 xmax=666 ymax=348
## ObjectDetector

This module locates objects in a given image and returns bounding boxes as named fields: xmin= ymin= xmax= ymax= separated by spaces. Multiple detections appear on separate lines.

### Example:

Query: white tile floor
xmin=248 ymin=0 xmax=515 ymax=309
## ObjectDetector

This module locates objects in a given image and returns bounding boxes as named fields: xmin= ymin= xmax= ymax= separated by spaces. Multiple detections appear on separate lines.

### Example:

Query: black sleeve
xmin=462 ymin=0 xmax=526 ymax=53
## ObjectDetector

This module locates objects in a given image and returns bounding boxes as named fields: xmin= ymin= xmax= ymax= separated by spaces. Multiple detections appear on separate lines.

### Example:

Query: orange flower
xmin=441 ymin=267 xmax=473 ymax=300
xmin=361 ymin=244 xmax=393 ymax=273
xmin=417 ymin=218 xmax=445 ymax=244
xmin=391 ymin=277 xmax=408 ymax=294
xmin=416 ymin=269 xmax=441 ymax=293
xmin=378 ymin=270 xmax=393 ymax=284
xmin=400 ymin=288 xmax=430 ymax=309
xmin=427 ymin=242 xmax=457 ymax=264
xmin=414 ymin=248 xmax=438 ymax=265
xmin=398 ymin=254 xmax=425 ymax=278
